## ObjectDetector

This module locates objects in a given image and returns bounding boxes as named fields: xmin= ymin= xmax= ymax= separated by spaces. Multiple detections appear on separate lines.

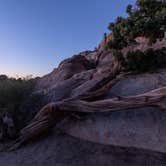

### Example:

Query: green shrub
xmin=0 ymin=76 xmax=36 ymax=114
xmin=112 ymin=48 xmax=166 ymax=73
xmin=125 ymin=49 xmax=156 ymax=72
xmin=108 ymin=0 xmax=166 ymax=49
xmin=124 ymin=48 xmax=166 ymax=73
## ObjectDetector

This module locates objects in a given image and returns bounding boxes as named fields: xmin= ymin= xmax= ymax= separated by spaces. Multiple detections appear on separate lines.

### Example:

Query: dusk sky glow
xmin=0 ymin=0 xmax=135 ymax=77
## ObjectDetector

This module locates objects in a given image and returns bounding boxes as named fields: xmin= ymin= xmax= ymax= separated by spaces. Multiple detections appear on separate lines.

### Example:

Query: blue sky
xmin=0 ymin=0 xmax=135 ymax=77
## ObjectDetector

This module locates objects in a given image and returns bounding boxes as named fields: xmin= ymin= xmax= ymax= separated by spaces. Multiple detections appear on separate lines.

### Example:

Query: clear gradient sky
xmin=0 ymin=0 xmax=135 ymax=77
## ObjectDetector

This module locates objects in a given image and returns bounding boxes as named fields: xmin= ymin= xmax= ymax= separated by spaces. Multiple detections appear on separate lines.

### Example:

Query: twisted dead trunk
xmin=7 ymin=57 xmax=166 ymax=151
xmin=9 ymin=85 xmax=166 ymax=150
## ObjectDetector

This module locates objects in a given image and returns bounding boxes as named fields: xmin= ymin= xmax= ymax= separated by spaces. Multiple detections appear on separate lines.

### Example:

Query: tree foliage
xmin=113 ymin=48 xmax=166 ymax=73
xmin=0 ymin=77 xmax=36 ymax=114
xmin=108 ymin=0 xmax=166 ymax=49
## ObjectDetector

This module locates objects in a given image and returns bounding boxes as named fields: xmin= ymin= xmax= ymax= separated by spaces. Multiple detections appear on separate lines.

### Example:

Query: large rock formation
xmin=61 ymin=69 xmax=166 ymax=153
xmin=0 ymin=36 xmax=166 ymax=166
xmin=0 ymin=67 xmax=166 ymax=165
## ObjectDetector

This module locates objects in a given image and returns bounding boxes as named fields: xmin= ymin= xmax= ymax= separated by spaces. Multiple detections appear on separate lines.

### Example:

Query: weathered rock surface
xmin=36 ymin=54 xmax=96 ymax=91
xmin=1 ymin=131 xmax=166 ymax=166
xmin=0 ymin=36 xmax=166 ymax=165
xmin=3 ymin=68 xmax=165 ymax=166
xmin=61 ymin=69 xmax=166 ymax=153
xmin=122 ymin=37 xmax=166 ymax=56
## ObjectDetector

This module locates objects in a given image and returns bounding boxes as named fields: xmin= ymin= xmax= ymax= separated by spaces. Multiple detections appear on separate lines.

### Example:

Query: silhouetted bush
xmin=126 ymin=48 xmax=166 ymax=72
xmin=0 ymin=77 xmax=36 ymax=114
xmin=0 ymin=75 xmax=8 ymax=81
xmin=112 ymin=48 xmax=166 ymax=73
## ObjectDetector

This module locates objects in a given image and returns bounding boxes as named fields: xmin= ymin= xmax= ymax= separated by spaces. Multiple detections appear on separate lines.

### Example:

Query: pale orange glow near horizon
xmin=0 ymin=69 xmax=44 ymax=78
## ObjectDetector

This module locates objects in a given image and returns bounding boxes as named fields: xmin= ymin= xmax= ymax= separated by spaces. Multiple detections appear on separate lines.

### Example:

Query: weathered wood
xmin=7 ymin=54 xmax=166 ymax=151
xmin=9 ymin=86 xmax=166 ymax=150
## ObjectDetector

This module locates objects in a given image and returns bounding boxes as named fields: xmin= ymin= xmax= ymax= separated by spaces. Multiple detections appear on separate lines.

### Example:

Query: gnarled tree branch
xmin=9 ymin=86 xmax=166 ymax=150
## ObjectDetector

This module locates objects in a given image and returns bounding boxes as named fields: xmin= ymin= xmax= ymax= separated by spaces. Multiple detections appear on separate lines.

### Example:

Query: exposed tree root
xmin=5 ymin=57 xmax=166 ymax=151
xmin=9 ymin=86 xmax=166 ymax=150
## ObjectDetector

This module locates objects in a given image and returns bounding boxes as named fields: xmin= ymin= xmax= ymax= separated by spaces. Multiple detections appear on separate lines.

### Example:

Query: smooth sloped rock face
xmin=1 ymin=132 xmax=166 ymax=166
xmin=61 ymin=69 xmax=166 ymax=153
xmin=108 ymin=69 xmax=166 ymax=97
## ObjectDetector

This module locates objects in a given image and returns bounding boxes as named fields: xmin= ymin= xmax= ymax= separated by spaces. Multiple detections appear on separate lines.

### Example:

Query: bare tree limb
xmin=9 ymin=86 xmax=166 ymax=150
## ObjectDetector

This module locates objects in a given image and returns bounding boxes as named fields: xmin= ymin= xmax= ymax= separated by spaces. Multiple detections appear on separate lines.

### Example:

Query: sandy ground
xmin=0 ymin=130 xmax=166 ymax=166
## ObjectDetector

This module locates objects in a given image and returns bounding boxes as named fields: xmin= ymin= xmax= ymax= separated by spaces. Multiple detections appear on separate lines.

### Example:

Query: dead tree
xmin=8 ymin=57 xmax=166 ymax=151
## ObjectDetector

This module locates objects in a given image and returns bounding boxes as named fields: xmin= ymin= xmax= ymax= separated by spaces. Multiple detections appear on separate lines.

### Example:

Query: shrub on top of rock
xmin=112 ymin=48 xmax=166 ymax=73
xmin=108 ymin=0 xmax=166 ymax=49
